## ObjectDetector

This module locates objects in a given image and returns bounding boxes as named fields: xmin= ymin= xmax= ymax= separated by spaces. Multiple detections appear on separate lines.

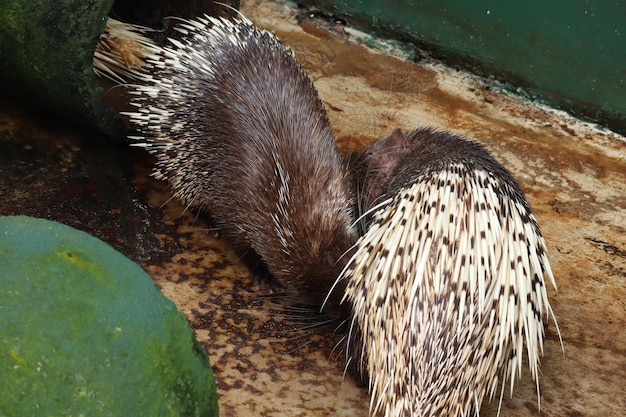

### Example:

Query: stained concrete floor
xmin=1 ymin=0 xmax=625 ymax=416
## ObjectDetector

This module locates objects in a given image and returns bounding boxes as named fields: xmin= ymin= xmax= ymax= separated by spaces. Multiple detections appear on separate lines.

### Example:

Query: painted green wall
xmin=302 ymin=0 xmax=626 ymax=133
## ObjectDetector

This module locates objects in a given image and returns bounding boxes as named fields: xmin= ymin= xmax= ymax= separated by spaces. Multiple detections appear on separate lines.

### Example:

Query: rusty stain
xmin=272 ymin=27 xmax=438 ymax=95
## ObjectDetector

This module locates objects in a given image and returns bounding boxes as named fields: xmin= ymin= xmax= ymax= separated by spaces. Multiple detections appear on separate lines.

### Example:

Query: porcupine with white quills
xmin=124 ymin=16 xmax=357 ymax=313
xmin=339 ymin=127 xmax=561 ymax=416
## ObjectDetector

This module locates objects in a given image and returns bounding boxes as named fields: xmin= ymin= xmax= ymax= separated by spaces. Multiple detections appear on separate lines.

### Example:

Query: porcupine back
xmin=342 ymin=127 xmax=560 ymax=416
xmin=126 ymin=16 xmax=356 ymax=311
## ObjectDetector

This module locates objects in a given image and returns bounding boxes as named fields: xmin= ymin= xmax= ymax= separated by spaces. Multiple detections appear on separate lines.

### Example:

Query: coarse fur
xmin=341 ymin=127 xmax=561 ymax=416
xmin=125 ymin=16 xmax=357 ymax=313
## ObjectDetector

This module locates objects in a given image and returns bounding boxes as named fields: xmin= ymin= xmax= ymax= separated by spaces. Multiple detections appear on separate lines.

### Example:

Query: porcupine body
xmin=342 ymin=127 xmax=560 ymax=416
xmin=125 ymin=16 xmax=356 ymax=312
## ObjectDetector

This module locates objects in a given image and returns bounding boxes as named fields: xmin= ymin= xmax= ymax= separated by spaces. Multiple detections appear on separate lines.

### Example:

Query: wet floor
xmin=1 ymin=0 xmax=625 ymax=416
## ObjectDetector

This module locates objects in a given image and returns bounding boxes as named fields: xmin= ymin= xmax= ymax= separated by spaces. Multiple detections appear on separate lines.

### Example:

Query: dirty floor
xmin=1 ymin=0 xmax=625 ymax=416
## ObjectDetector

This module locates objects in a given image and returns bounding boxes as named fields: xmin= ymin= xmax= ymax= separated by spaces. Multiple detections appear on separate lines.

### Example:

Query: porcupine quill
xmin=93 ymin=17 xmax=161 ymax=83
xmin=337 ymin=127 xmax=562 ymax=416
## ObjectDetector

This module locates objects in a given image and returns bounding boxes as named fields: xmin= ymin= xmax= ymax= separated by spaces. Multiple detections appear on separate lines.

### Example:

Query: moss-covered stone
xmin=0 ymin=0 xmax=124 ymax=140
xmin=0 ymin=215 xmax=218 ymax=417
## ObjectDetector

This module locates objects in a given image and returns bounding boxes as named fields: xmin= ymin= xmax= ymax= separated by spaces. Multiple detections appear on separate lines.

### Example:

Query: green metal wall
xmin=302 ymin=0 xmax=626 ymax=134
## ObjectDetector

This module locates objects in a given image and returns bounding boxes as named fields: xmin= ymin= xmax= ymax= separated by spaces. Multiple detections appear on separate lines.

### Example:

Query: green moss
xmin=0 ymin=0 xmax=124 ymax=140
xmin=0 ymin=216 xmax=218 ymax=417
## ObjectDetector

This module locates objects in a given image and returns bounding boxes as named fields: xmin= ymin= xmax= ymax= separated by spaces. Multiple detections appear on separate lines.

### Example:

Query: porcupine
xmin=338 ymin=127 xmax=561 ymax=416
xmin=124 ymin=15 xmax=357 ymax=313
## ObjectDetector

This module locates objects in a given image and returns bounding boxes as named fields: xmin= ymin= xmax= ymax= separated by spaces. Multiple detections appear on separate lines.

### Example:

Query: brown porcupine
xmin=339 ymin=127 xmax=561 ymax=416
xmin=124 ymin=16 xmax=357 ymax=313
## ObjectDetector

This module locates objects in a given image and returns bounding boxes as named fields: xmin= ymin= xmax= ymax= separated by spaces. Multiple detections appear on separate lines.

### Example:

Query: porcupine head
xmin=340 ymin=128 xmax=560 ymax=416
xmin=125 ymin=15 xmax=357 ymax=316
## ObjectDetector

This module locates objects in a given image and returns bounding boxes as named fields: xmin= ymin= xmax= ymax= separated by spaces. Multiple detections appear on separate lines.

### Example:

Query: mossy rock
xmin=0 ymin=215 xmax=218 ymax=417
xmin=0 ymin=0 xmax=241 ymax=141
xmin=0 ymin=0 xmax=124 ymax=140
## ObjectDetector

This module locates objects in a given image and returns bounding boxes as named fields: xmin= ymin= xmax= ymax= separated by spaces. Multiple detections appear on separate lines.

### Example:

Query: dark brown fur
xmin=348 ymin=127 xmax=525 ymax=229
xmin=129 ymin=19 xmax=357 ymax=314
